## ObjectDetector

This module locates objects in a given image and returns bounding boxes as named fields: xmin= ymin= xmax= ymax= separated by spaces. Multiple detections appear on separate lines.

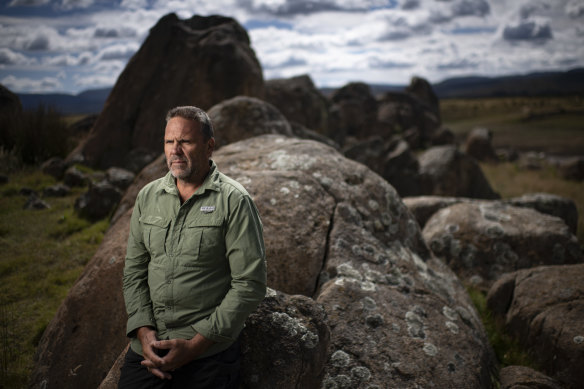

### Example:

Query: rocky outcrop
xmin=487 ymin=264 xmax=584 ymax=388
xmin=328 ymin=82 xmax=378 ymax=144
xmin=418 ymin=145 xmax=500 ymax=199
xmin=68 ymin=13 xmax=264 ymax=170
xmin=35 ymin=135 xmax=496 ymax=388
xmin=405 ymin=193 xmax=578 ymax=233
xmin=207 ymin=96 xmax=293 ymax=149
xmin=464 ymin=127 xmax=498 ymax=162
xmin=343 ymin=136 xmax=431 ymax=197
xmin=423 ymin=202 xmax=582 ymax=287
xmin=405 ymin=76 xmax=440 ymax=120
xmin=264 ymin=74 xmax=329 ymax=134
xmin=499 ymin=365 xmax=563 ymax=389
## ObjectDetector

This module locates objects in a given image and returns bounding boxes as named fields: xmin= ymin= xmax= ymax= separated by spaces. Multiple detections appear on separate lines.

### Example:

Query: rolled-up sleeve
xmin=122 ymin=197 xmax=156 ymax=337
xmin=193 ymin=194 xmax=267 ymax=343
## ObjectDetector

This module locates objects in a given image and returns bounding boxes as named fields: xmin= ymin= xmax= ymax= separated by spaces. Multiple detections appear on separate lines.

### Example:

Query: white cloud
xmin=1 ymin=74 xmax=62 ymax=92
xmin=73 ymin=72 xmax=117 ymax=88
xmin=8 ymin=0 xmax=50 ymax=6
xmin=96 ymin=43 xmax=139 ymax=61
xmin=59 ymin=0 xmax=95 ymax=10
xmin=0 ymin=48 xmax=35 ymax=65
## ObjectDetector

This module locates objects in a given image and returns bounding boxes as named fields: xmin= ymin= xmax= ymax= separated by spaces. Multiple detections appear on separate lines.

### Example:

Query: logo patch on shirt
xmin=200 ymin=206 xmax=215 ymax=213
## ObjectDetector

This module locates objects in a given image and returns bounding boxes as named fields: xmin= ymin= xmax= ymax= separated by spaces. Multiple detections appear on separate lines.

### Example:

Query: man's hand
xmin=141 ymin=333 xmax=215 ymax=373
xmin=136 ymin=326 xmax=171 ymax=380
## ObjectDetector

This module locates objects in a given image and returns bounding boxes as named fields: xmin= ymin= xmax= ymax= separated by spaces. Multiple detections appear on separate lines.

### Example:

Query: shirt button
xmin=167 ymin=279 xmax=172 ymax=284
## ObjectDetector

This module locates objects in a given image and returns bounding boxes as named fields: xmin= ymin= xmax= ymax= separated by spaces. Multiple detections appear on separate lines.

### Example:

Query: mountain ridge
xmin=14 ymin=68 xmax=584 ymax=115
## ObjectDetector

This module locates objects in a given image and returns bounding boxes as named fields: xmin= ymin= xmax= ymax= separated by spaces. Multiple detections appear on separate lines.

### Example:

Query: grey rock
xmin=423 ymin=202 xmax=582 ymax=287
xmin=75 ymin=180 xmax=122 ymax=221
xmin=207 ymin=96 xmax=293 ymax=149
xmin=558 ymin=156 xmax=584 ymax=181
xmin=499 ymin=365 xmax=563 ymax=389
xmin=464 ymin=127 xmax=498 ymax=162
xmin=505 ymin=192 xmax=578 ymax=235
xmin=418 ymin=145 xmax=500 ymax=199
xmin=23 ymin=195 xmax=50 ymax=210
xmin=265 ymin=74 xmax=329 ymax=134
xmin=43 ymin=183 xmax=71 ymax=197
xmin=106 ymin=167 xmax=135 ymax=190
xmin=487 ymin=265 xmax=584 ymax=388
xmin=403 ymin=196 xmax=472 ymax=228
xmin=41 ymin=157 xmax=67 ymax=180
xmin=63 ymin=166 xmax=88 ymax=188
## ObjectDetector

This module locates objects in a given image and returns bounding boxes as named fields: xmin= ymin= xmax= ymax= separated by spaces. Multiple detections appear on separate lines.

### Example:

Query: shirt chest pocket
xmin=180 ymin=218 xmax=226 ymax=268
xmin=140 ymin=215 xmax=170 ymax=260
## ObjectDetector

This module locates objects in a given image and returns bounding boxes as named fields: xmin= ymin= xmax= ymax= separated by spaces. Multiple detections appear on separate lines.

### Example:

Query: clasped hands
xmin=137 ymin=326 xmax=213 ymax=380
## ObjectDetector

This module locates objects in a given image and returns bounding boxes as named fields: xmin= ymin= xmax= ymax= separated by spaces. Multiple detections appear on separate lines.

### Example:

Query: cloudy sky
xmin=1 ymin=0 xmax=583 ymax=94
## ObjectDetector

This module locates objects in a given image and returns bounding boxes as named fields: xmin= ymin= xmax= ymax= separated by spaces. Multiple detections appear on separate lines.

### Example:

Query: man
xmin=119 ymin=106 xmax=267 ymax=388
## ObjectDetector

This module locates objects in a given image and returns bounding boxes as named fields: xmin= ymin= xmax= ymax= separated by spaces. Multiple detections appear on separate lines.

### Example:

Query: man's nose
xmin=170 ymin=141 xmax=183 ymax=154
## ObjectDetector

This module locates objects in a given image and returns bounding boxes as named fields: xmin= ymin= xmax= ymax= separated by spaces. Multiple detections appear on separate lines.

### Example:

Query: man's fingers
xmin=152 ymin=339 xmax=174 ymax=350
xmin=148 ymin=366 xmax=172 ymax=380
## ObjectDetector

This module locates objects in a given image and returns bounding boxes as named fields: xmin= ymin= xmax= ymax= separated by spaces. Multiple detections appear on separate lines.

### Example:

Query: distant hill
xmin=432 ymin=68 xmax=584 ymax=98
xmin=18 ymin=87 xmax=112 ymax=114
xmin=14 ymin=68 xmax=584 ymax=115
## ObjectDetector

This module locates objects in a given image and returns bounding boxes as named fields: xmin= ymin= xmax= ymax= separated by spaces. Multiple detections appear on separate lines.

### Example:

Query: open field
xmin=0 ymin=170 xmax=107 ymax=388
xmin=441 ymin=96 xmax=584 ymax=155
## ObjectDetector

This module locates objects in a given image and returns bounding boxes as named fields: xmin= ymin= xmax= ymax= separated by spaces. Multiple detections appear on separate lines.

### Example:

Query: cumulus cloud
xmin=503 ymin=19 xmax=553 ymax=41
xmin=401 ymin=0 xmax=420 ymax=10
xmin=96 ymin=43 xmax=139 ymax=61
xmin=0 ymin=48 xmax=35 ymax=65
xmin=242 ymin=0 xmax=390 ymax=16
xmin=8 ymin=0 xmax=49 ymax=6
xmin=566 ymin=0 xmax=584 ymax=17
xmin=73 ymin=73 xmax=118 ymax=88
xmin=1 ymin=74 xmax=62 ymax=92
xmin=59 ymin=0 xmax=95 ymax=10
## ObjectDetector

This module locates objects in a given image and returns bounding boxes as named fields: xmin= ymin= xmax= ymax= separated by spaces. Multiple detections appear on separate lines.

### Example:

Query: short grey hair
xmin=165 ymin=106 xmax=214 ymax=140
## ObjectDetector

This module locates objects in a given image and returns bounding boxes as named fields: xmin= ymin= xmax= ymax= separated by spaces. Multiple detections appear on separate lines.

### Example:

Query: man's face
xmin=164 ymin=117 xmax=214 ymax=183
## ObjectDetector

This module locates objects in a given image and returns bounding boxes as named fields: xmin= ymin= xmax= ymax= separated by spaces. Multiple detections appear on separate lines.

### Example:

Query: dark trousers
xmin=117 ymin=341 xmax=241 ymax=389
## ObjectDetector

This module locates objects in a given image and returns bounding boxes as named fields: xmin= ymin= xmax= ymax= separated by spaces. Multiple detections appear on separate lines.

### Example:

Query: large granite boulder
xmin=418 ymin=145 xmax=500 ymax=199
xmin=68 ymin=13 xmax=264 ymax=170
xmin=35 ymin=135 xmax=496 ymax=388
xmin=207 ymin=96 xmax=293 ymax=149
xmin=487 ymin=264 xmax=584 ymax=388
xmin=423 ymin=202 xmax=583 ymax=287
xmin=213 ymin=135 xmax=496 ymax=388
xmin=404 ymin=196 xmax=471 ymax=228
xmin=264 ymin=74 xmax=329 ymax=133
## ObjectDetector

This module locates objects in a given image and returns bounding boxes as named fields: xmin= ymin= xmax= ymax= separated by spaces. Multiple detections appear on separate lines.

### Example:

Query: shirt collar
xmin=156 ymin=160 xmax=220 ymax=196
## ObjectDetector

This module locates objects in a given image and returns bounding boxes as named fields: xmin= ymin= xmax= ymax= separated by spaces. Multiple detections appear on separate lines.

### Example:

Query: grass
xmin=467 ymin=286 xmax=538 ymax=370
xmin=0 ymin=169 xmax=108 ymax=388
xmin=441 ymin=96 xmax=584 ymax=155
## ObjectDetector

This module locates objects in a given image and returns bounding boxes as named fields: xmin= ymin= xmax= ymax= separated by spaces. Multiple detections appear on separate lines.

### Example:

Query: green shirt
xmin=122 ymin=161 xmax=266 ymax=358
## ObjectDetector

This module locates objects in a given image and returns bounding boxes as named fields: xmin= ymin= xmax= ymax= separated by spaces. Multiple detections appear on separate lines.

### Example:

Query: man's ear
xmin=207 ymin=137 xmax=215 ymax=156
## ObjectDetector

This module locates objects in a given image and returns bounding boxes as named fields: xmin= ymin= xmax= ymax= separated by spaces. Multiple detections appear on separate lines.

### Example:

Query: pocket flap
xmin=186 ymin=217 xmax=223 ymax=228
xmin=139 ymin=215 xmax=170 ymax=227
